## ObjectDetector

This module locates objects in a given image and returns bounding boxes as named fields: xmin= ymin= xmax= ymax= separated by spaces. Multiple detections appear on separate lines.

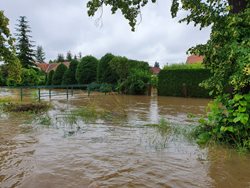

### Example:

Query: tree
xmin=66 ymin=51 xmax=72 ymax=61
xmin=0 ymin=11 xmax=22 ymax=85
xmin=57 ymin=54 xmax=65 ymax=62
xmin=15 ymin=16 xmax=35 ymax=68
xmin=109 ymin=56 xmax=130 ymax=82
xmin=46 ymin=70 xmax=54 ymax=85
xmin=36 ymin=45 xmax=46 ymax=63
xmin=52 ymin=63 xmax=67 ymax=85
xmin=154 ymin=62 xmax=160 ymax=68
xmin=76 ymin=55 xmax=98 ymax=84
xmin=62 ymin=59 xmax=78 ymax=85
xmin=98 ymin=53 xmax=118 ymax=84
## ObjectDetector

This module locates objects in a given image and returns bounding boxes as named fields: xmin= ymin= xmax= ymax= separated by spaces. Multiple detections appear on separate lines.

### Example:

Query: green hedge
xmin=158 ymin=69 xmax=211 ymax=98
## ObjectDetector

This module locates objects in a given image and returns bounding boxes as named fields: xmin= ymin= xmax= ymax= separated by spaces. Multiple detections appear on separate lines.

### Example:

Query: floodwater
xmin=0 ymin=89 xmax=250 ymax=188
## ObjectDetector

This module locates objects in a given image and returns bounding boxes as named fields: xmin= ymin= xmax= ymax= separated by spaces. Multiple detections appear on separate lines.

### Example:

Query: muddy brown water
xmin=0 ymin=89 xmax=250 ymax=188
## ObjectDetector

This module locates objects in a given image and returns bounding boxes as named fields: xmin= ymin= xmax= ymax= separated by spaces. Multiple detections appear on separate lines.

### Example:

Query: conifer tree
xmin=36 ymin=45 xmax=46 ymax=63
xmin=15 ymin=16 xmax=35 ymax=68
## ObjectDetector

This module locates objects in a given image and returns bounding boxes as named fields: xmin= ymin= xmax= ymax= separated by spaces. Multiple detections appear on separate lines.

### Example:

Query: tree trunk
xmin=228 ymin=0 xmax=247 ymax=13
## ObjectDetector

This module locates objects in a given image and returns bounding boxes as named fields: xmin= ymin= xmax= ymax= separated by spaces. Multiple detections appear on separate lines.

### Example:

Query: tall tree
xmin=52 ymin=63 xmax=67 ymax=85
xmin=66 ymin=51 xmax=72 ymax=61
xmin=76 ymin=55 xmax=98 ymax=84
xmin=0 ymin=11 xmax=22 ymax=85
xmin=57 ymin=53 xmax=65 ymax=62
xmin=62 ymin=59 xmax=78 ymax=85
xmin=15 ymin=16 xmax=35 ymax=68
xmin=36 ymin=45 xmax=46 ymax=63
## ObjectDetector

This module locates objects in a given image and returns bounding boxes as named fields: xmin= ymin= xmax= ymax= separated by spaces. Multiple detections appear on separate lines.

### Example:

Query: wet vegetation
xmin=2 ymin=102 xmax=51 ymax=113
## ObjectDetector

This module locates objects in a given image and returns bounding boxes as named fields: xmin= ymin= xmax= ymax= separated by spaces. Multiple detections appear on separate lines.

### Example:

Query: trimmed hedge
xmin=158 ymin=69 xmax=211 ymax=98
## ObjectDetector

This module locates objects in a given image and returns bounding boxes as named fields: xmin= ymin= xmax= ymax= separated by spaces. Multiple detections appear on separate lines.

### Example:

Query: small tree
xmin=36 ymin=45 xmax=46 ymax=63
xmin=98 ymin=53 xmax=118 ymax=84
xmin=154 ymin=62 xmax=160 ymax=68
xmin=66 ymin=51 xmax=72 ymax=61
xmin=46 ymin=70 xmax=54 ymax=85
xmin=57 ymin=54 xmax=65 ymax=62
xmin=52 ymin=63 xmax=67 ymax=85
xmin=76 ymin=55 xmax=98 ymax=84
xmin=62 ymin=60 xmax=78 ymax=85
xmin=15 ymin=16 xmax=35 ymax=68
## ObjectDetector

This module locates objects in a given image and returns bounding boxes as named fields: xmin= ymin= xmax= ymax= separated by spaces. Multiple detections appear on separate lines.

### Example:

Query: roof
xmin=150 ymin=67 xmax=161 ymax=74
xmin=186 ymin=55 xmax=204 ymax=64
xmin=35 ymin=62 xmax=49 ymax=72
xmin=36 ymin=61 xmax=70 ymax=73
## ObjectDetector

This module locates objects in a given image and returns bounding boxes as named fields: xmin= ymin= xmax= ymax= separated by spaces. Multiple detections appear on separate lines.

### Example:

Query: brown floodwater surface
xmin=0 ymin=89 xmax=250 ymax=188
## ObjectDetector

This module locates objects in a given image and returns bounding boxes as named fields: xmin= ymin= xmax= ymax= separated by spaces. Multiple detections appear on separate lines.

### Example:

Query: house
xmin=186 ymin=55 xmax=204 ymax=64
xmin=150 ymin=67 xmax=161 ymax=75
xmin=35 ymin=62 xmax=70 ymax=73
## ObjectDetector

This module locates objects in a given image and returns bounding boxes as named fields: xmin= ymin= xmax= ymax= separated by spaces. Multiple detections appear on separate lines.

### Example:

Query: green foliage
xmin=98 ymin=53 xmax=118 ymax=84
xmin=0 ymin=11 xmax=22 ymax=85
xmin=62 ymin=59 xmax=78 ymax=85
xmin=52 ymin=63 xmax=68 ymax=85
xmin=119 ymin=69 xmax=151 ymax=95
xmin=76 ymin=55 xmax=98 ymax=84
xmin=158 ymin=69 xmax=211 ymax=98
xmin=57 ymin=54 xmax=65 ymax=62
xmin=109 ymin=56 xmax=150 ymax=94
xmin=46 ymin=70 xmax=54 ymax=85
xmin=15 ymin=16 xmax=35 ymax=68
xmin=195 ymin=94 xmax=250 ymax=151
xmin=36 ymin=45 xmax=46 ymax=63
xmin=150 ymin=74 xmax=158 ymax=88
xmin=20 ymin=68 xmax=43 ymax=86
xmin=163 ymin=63 xmax=204 ymax=70
xmin=66 ymin=51 xmax=72 ymax=61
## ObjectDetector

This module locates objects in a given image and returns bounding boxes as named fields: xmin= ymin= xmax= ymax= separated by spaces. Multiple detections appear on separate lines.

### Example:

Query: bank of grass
xmin=1 ymin=101 xmax=51 ymax=113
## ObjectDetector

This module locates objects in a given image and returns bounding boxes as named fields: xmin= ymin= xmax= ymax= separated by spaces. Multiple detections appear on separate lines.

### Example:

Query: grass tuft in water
xmin=2 ymin=102 xmax=51 ymax=113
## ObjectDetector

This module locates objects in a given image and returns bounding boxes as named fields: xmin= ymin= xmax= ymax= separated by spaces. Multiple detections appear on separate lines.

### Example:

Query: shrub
xmin=98 ymin=53 xmax=118 ymax=84
xmin=20 ymin=68 xmax=41 ymax=86
xmin=76 ymin=55 xmax=98 ymax=84
xmin=62 ymin=59 xmax=78 ymax=85
xmin=158 ymin=69 xmax=211 ymax=98
xmin=46 ymin=70 xmax=54 ymax=85
xmin=52 ymin=63 xmax=67 ymax=85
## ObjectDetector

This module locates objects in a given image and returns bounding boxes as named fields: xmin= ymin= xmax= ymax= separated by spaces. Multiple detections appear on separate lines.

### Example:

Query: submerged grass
xmin=2 ymin=102 xmax=51 ymax=113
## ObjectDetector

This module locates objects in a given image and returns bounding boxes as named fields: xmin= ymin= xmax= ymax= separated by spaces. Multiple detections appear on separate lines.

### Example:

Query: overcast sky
xmin=1 ymin=0 xmax=211 ymax=67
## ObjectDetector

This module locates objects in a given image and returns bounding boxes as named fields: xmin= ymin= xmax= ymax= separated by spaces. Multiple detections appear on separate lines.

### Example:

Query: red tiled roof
xmin=35 ymin=62 xmax=49 ymax=72
xmin=186 ymin=55 xmax=204 ymax=64
xmin=150 ymin=67 xmax=161 ymax=74
xmin=48 ymin=62 xmax=70 ymax=73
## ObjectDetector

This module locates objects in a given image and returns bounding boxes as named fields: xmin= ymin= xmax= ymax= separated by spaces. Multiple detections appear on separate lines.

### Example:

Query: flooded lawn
xmin=0 ymin=90 xmax=250 ymax=188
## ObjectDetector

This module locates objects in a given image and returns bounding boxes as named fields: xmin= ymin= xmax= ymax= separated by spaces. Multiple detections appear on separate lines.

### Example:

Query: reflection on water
xmin=0 ymin=90 xmax=250 ymax=188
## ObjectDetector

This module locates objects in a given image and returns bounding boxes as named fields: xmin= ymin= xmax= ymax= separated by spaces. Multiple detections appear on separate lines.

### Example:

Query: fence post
xmin=49 ymin=89 xmax=51 ymax=100
xmin=66 ymin=87 xmax=69 ymax=100
xmin=38 ymin=88 xmax=41 ymax=102
xmin=20 ymin=87 xmax=23 ymax=102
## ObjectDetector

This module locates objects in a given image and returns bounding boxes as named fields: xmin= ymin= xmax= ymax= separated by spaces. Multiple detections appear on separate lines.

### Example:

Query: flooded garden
xmin=0 ymin=89 xmax=250 ymax=188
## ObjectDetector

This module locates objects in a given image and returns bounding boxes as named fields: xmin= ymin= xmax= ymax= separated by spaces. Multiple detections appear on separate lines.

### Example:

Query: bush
xmin=62 ymin=59 xmax=78 ymax=85
xmin=46 ymin=70 xmax=54 ymax=85
xmin=20 ymin=68 xmax=41 ymax=86
xmin=98 ymin=53 xmax=118 ymax=84
xmin=76 ymin=55 xmax=98 ymax=84
xmin=52 ymin=63 xmax=68 ymax=85
xmin=120 ymin=69 xmax=151 ymax=95
xmin=195 ymin=94 xmax=250 ymax=151
xmin=158 ymin=69 xmax=211 ymax=98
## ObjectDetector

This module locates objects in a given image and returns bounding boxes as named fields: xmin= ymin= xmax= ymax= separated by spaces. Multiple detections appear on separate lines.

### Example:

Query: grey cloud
xmin=1 ymin=0 xmax=210 ymax=67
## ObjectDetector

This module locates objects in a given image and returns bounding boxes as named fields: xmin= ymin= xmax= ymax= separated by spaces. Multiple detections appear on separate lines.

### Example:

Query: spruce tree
xmin=57 ymin=54 xmax=65 ymax=62
xmin=36 ymin=45 xmax=46 ymax=63
xmin=15 ymin=16 xmax=35 ymax=68
xmin=66 ymin=51 xmax=72 ymax=61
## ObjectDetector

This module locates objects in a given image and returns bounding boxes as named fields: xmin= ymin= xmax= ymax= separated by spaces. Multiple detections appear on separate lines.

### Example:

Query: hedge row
xmin=158 ymin=69 xmax=211 ymax=98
